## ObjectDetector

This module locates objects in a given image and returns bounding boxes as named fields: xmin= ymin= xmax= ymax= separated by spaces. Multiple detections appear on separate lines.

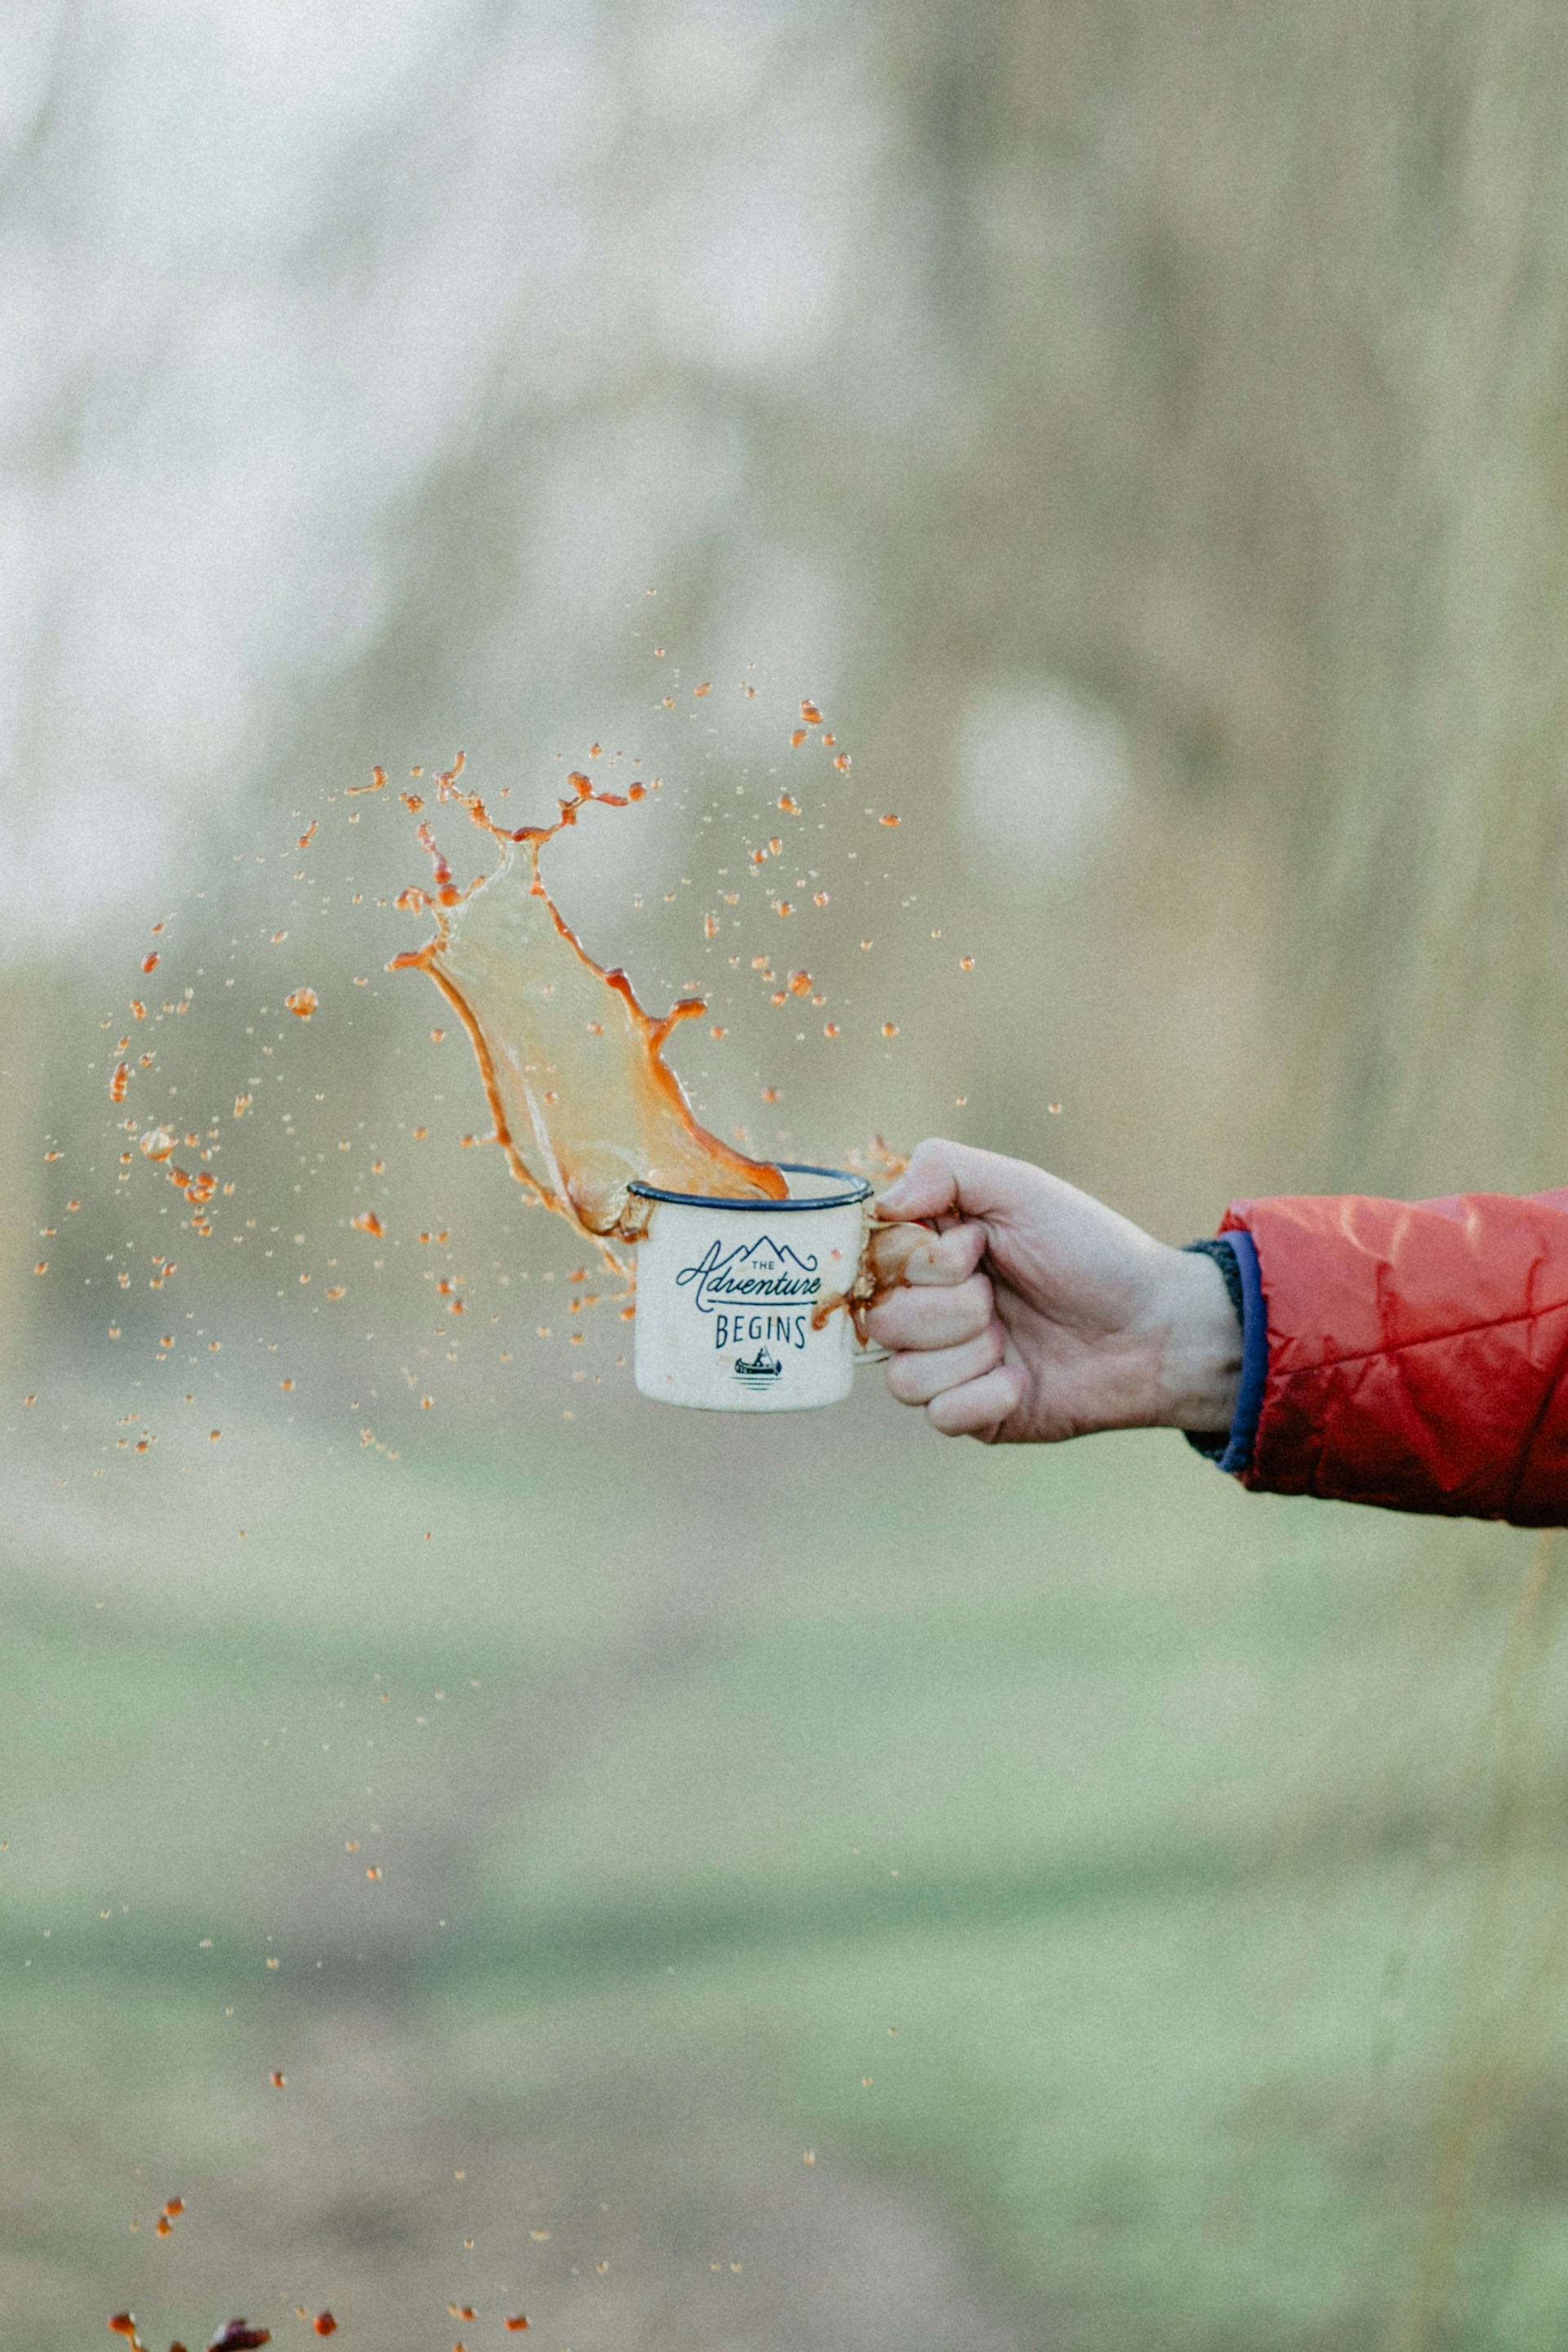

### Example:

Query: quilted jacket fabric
xmin=1218 ymin=1192 xmax=1568 ymax=1525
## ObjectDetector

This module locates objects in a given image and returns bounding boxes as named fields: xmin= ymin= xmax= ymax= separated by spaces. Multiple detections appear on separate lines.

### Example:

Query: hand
xmin=866 ymin=1138 xmax=1241 ymax=1444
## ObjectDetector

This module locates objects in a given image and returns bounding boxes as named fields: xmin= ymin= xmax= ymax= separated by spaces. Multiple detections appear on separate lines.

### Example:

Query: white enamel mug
xmin=628 ymin=1161 xmax=875 ymax=1411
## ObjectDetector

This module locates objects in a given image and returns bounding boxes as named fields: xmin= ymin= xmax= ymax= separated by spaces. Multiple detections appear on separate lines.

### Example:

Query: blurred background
xmin=6 ymin=2 xmax=1568 ymax=2345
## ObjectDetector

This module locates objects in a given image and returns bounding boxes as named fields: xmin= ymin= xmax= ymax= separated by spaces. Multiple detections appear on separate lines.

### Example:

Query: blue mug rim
xmin=628 ymin=1159 xmax=872 ymax=1212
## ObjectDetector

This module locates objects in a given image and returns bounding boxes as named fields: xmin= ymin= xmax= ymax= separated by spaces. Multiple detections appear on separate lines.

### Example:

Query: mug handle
xmin=851 ymin=1215 xmax=938 ymax=1365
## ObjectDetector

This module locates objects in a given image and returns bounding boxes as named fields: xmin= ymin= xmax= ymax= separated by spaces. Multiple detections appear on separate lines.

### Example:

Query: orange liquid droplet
xmin=800 ymin=699 xmax=822 ymax=724
xmin=284 ymin=987 xmax=318 ymax=1018
xmin=140 ymin=951 xmax=159 ymax=974
xmin=140 ymin=1127 xmax=175 ymax=1161
xmin=351 ymin=1210 xmax=384 ymax=1237
xmin=789 ymin=728 xmax=808 ymax=748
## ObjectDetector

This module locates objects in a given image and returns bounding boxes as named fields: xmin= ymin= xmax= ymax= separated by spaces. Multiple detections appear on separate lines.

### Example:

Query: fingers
xmin=884 ymin=1322 xmax=1004 ymax=1405
xmin=865 ymin=1218 xmax=987 ymax=1294
xmin=875 ymin=1137 xmax=1045 ymax=1229
xmin=866 ymin=1269 xmax=993 ymax=1351
xmin=924 ymin=1361 xmax=1027 ymax=1437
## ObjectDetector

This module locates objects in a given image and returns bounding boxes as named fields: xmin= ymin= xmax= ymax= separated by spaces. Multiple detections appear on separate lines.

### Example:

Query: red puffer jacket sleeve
xmin=1218 ymin=1192 xmax=1568 ymax=1525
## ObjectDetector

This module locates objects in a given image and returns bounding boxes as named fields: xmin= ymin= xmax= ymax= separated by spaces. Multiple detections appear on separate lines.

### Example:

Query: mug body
xmin=630 ymin=1163 xmax=872 ymax=1411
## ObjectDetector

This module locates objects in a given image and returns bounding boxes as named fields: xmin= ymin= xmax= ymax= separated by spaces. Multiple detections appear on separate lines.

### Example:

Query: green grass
xmin=5 ymin=1372 xmax=1568 ymax=2345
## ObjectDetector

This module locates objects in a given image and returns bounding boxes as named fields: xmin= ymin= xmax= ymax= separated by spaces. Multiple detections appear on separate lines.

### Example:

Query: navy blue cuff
xmin=1180 ymin=1230 xmax=1267 ymax=1476
xmin=1216 ymin=1228 xmax=1266 ymax=1473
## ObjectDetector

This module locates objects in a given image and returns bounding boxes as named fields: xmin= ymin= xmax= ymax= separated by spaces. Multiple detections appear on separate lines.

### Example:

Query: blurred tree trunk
xmin=871 ymin=0 xmax=1568 ymax=1200
xmin=1267 ymin=4 xmax=1568 ymax=1200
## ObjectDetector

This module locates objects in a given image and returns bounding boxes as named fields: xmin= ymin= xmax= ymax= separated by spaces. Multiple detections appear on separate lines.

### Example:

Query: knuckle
xmin=932 ymin=1226 xmax=982 ymax=1280
xmin=956 ymin=1273 xmax=994 ymax=1329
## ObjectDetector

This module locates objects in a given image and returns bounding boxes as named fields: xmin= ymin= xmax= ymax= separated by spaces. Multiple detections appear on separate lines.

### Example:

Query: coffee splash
xmin=390 ymin=758 xmax=787 ymax=1271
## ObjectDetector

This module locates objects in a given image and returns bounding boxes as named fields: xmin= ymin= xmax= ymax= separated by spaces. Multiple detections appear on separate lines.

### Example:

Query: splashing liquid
xmin=390 ymin=760 xmax=786 ymax=1271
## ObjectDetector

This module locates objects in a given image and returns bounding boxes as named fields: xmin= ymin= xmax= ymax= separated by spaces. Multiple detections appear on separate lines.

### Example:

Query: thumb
xmin=876 ymin=1138 xmax=1031 ymax=1226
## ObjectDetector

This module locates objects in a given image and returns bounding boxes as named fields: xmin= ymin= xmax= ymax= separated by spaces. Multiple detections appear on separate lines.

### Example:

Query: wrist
xmin=1143 ymin=1245 xmax=1243 ymax=1432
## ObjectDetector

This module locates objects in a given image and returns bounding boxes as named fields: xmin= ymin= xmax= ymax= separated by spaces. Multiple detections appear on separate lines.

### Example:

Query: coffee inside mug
xmin=628 ymin=1162 xmax=878 ymax=1412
